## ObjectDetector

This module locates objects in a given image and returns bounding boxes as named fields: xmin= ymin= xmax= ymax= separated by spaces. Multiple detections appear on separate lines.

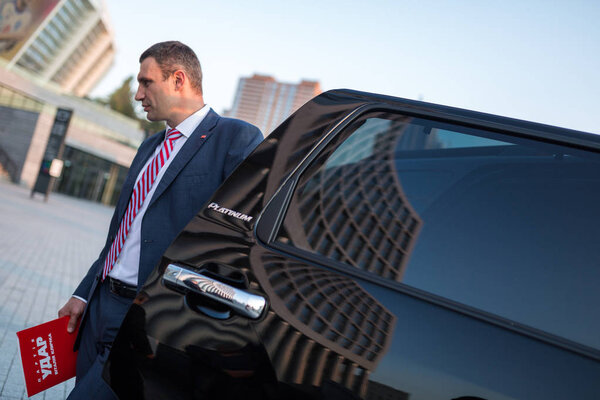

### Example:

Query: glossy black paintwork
xmin=105 ymin=90 xmax=600 ymax=399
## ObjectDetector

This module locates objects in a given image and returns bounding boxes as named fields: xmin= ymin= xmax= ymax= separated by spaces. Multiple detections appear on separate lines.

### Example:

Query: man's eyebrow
xmin=138 ymin=76 xmax=152 ymax=83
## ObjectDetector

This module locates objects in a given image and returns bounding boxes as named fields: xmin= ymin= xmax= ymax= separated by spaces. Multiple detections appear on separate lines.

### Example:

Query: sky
xmin=90 ymin=0 xmax=600 ymax=134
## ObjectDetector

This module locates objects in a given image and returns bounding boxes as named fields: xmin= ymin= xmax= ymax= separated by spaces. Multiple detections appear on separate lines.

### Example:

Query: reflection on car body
xmin=105 ymin=90 xmax=600 ymax=399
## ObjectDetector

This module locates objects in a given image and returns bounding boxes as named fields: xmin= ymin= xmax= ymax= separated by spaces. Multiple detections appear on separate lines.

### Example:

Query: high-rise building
xmin=226 ymin=74 xmax=321 ymax=136
xmin=0 ymin=0 xmax=115 ymax=97
xmin=0 ymin=0 xmax=144 ymax=205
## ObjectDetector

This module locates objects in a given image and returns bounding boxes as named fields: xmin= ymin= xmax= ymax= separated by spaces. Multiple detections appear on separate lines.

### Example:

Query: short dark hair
xmin=139 ymin=41 xmax=203 ymax=94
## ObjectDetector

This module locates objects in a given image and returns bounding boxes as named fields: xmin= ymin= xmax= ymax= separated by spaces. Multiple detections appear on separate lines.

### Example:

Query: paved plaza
xmin=0 ymin=179 xmax=114 ymax=399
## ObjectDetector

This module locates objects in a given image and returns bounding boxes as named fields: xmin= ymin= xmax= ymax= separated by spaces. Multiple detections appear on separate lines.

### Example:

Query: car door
xmin=104 ymin=90 xmax=600 ymax=400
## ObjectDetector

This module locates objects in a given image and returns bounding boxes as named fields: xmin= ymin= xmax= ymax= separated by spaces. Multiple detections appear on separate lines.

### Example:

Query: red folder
xmin=16 ymin=316 xmax=78 ymax=397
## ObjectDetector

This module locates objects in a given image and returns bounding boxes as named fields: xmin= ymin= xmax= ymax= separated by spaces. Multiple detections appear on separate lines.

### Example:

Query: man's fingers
xmin=58 ymin=303 xmax=69 ymax=318
xmin=58 ymin=297 xmax=85 ymax=333
xmin=67 ymin=315 xmax=79 ymax=333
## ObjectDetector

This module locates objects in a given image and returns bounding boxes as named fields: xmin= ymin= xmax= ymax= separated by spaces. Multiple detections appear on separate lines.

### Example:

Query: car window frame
xmin=254 ymin=102 xmax=600 ymax=362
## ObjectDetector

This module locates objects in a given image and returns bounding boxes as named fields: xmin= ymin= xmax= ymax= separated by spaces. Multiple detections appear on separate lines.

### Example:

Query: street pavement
xmin=0 ymin=179 xmax=113 ymax=400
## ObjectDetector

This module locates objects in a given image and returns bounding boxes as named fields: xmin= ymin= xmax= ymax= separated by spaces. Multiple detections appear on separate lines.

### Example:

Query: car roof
xmin=322 ymin=89 xmax=600 ymax=151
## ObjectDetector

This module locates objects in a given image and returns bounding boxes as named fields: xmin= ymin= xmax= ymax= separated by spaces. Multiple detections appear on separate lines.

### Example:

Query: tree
xmin=105 ymin=76 xmax=164 ymax=138
xmin=108 ymin=76 xmax=137 ymax=119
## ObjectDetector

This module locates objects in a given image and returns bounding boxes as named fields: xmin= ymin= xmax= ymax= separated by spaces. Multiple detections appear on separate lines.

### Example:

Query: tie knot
xmin=166 ymin=128 xmax=183 ymax=141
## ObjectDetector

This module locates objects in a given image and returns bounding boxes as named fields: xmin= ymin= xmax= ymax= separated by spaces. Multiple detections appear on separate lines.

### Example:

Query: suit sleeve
xmin=223 ymin=124 xmax=263 ymax=180
xmin=73 ymin=259 xmax=100 ymax=299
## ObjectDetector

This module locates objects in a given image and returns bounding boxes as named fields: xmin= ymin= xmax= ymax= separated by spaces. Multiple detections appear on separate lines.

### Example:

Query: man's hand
xmin=58 ymin=297 xmax=86 ymax=333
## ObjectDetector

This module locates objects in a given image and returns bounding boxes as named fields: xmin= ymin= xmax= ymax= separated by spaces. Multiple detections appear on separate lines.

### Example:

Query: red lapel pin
xmin=200 ymin=135 xmax=206 ymax=139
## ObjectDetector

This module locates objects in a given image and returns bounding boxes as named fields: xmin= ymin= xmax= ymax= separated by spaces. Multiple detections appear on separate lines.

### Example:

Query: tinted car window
xmin=276 ymin=111 xmax=600 ymax=350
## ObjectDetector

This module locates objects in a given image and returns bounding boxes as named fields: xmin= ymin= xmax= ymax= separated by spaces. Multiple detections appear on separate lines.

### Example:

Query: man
xmin=58 ymin=41 xmax=263 ymax=399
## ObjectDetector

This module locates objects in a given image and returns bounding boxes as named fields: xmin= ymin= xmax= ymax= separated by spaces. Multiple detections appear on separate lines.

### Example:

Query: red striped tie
xmin=102 ymin=128 xmax=184 ymax=280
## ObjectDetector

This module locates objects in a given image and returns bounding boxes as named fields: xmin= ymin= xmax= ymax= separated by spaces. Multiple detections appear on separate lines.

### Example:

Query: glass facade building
xmin=0 ymin=0 xmax=144 ymax=206
xmin=0 ymin=73 xmax=143 ymax=205
xmin=55 ymin=145 xmax=128 ymax=204
xmin=3 ymin=0 xmax=115 ymax=97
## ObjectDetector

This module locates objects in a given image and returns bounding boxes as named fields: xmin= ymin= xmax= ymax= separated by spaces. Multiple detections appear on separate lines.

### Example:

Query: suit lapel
xmin=148 ymin=109 xmax=220 ymax=208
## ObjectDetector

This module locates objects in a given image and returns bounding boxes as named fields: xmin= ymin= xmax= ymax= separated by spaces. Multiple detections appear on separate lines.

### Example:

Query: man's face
xmin=135 ymin=57 xmax=174 ymax=122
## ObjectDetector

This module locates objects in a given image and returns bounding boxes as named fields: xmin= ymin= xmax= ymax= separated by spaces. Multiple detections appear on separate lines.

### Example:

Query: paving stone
xmin=0 ymin=383 xmax=24 ymax=399
xmin=0 ymin=180 xmax=113 ymax=400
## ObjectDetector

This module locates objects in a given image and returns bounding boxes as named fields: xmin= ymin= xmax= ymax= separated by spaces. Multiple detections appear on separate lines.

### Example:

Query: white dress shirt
xmin=107 ymin=105 xmax=211 ymax=286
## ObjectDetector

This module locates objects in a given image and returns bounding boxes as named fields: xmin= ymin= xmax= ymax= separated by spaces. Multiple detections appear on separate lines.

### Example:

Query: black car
xmin=104 ymin=90 xmax=600 ymax=400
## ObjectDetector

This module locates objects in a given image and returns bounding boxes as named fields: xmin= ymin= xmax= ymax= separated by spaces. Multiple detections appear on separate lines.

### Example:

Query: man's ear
xmin=173 ymin=70 xmax=185 ymax=91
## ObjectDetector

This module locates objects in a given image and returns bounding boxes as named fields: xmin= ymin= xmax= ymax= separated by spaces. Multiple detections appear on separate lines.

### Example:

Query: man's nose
xmin=134 ymin=87 xmax=143 ymax=101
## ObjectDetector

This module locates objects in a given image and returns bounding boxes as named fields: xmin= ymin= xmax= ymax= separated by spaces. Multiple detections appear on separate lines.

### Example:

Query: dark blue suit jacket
xmin=73 ymin=109 xmax=262 ymax=301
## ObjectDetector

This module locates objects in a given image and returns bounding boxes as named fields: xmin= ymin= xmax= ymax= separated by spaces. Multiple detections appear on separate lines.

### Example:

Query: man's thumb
xmin=67 ymin=315 xmax=78 ymax=333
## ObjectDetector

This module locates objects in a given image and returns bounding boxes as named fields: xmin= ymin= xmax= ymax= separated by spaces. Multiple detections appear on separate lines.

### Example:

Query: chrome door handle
xmin=163 ymin=264 xmax=266 ymax=319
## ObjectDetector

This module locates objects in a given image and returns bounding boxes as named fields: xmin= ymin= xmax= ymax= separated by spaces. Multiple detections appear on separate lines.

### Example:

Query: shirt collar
xmin=165 ymin=105 xmax=211 ymax=139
